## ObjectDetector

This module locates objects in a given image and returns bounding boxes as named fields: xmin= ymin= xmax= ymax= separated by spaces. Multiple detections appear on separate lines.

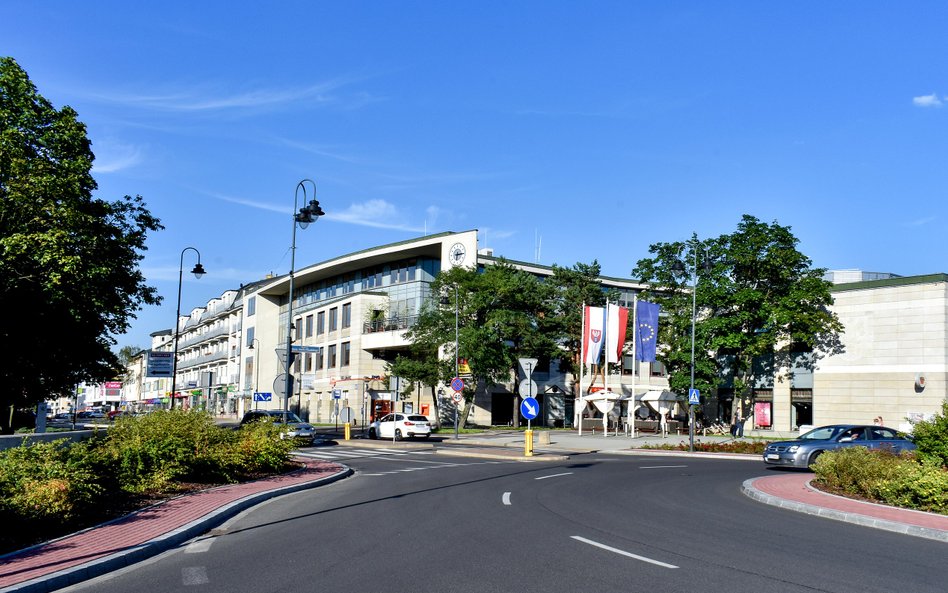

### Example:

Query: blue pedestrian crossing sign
xmin=688 ymin=389 xmax=700 ymax=405
xmin=520 ymin=397 xmax=539 ymax=420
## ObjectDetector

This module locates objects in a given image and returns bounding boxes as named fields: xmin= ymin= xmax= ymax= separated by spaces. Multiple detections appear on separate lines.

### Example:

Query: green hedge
xmin=812 ymin=447 xmax=948 ymax=515
xmin=0 ymin=410 xmax=297 ymax=553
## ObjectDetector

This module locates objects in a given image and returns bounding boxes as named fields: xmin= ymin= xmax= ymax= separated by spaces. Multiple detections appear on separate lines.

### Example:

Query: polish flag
xmin=583 ymin=306 xmax=606 ymax=365
xmin=605 ymin=303 xmax=629 ymax=363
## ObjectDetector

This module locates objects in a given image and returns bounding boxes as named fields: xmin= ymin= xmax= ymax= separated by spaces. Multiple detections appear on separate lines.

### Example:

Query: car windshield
xmin=269 ymin=412 xmax=303 ymax=423
xmin=799 ymin=426 xmax=848 ymax=441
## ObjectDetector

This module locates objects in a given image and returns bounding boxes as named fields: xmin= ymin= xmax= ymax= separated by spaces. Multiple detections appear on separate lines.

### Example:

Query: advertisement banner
xmin=754 ymin=402 xmax=772 ymax=428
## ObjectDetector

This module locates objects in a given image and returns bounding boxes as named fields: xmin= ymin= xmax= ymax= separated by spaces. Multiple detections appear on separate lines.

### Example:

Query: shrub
xmin=230 ymin=421 xmax=296 ymax=476
xmin=0 ymin=439 xmax=102 ymax=521
xmin=813 ymin=447 xmax=948 ymax=515
xmin=908 ymin=400 xmax=948 ymax=469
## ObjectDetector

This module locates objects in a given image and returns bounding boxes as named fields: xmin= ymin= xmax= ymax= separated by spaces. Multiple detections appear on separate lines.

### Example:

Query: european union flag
xmin=635 ymin=301 xmax=661 ymax=362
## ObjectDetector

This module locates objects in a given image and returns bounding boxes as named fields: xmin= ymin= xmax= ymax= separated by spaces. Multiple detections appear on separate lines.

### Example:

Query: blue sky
xmin=3 ymin=1 xmax=948 ymax=349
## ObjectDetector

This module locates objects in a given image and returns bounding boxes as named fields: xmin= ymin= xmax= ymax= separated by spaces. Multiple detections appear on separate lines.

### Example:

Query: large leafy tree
xmin=401 ymin=261 xmax=560 ymax=427
xmin=0 ymin=57 xmax=162 ymax=430
xmin=632 ymin=215 xmax=844 ymax=412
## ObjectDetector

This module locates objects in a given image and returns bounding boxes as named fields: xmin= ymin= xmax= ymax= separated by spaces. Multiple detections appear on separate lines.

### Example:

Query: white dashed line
xmin=535 ymin=472 xmax=573 ymax=480
xmin=571 ymin=536 xmax=678 ymax=569
xmin=640 ymin=465 xmax=688 ymax=469
xmin=502 ymin=492 xmax=512 ymax=505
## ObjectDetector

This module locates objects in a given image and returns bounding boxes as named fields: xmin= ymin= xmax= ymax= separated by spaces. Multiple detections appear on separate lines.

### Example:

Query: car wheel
xmin=807 ymin=450 xmax=824 ymax=468
xmin=368 ymin=428 xmax=377 ymax=439
xmin=395 ymin=429 xmax=403 ymax=441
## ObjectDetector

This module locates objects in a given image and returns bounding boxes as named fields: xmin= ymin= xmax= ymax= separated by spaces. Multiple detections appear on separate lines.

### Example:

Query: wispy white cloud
xmin=91 ymin=139 xmax=144 ymax=173
xmin=331 ymin=199 xmax=424 ymax=232
xmin=202 ymin=190 xmax=426 ymax=233
xmin=905 ymin=216 xmax=936 ymax=227
xmin=80 ymin=76 xmax=372 ymax=113
xmin=270 ymin=137 xmax=363 ymax=164
xmin=912 ymin=93 xmax=943 ymax=108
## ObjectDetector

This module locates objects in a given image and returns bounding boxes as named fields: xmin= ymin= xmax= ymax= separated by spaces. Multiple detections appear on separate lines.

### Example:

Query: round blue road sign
xmin=520 ymin=397 xmax=539 ymax=420
xmin=451 ymin=377 xmax=464 ymax=392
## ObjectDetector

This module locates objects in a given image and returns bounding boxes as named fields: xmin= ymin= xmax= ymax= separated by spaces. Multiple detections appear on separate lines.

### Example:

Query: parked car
xmin=108 ymin=410 xmax=131 ymax=421
xmin=239 ymin=410 xmax=316 ymax=443
xmin=763 ymin=424 xmax=916 ymax=469
xmin=367 ymin=413 xmax=431 ymax=440
xmin=77 ymin=410 xmax=106 ymax=419
xmin=49 ymin=412 xmax=73 ymax=424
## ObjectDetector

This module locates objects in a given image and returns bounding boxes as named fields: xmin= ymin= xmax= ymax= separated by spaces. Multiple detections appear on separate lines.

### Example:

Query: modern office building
xmin=134 ymin=228 xmax=947 ymax=435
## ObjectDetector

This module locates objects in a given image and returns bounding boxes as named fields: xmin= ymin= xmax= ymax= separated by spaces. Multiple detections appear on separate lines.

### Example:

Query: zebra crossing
xmin=293 ymin=445 xmax=511 ymax=476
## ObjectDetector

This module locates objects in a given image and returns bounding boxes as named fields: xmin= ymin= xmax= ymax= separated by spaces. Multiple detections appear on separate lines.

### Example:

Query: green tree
xmin=632 ymin=215 xmax=844 ymax=415
xmin=0 ymin=57 xmax=162 ymax=432
xmin=404 ymin=261 xmax=559 ymax=427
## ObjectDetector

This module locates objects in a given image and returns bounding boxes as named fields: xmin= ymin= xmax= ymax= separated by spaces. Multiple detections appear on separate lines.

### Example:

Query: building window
xmin=314 ymin=347 xmax=323 ymax=371
xmin=245 ymin=326 xmax=255 ymax=347
xmin=246 ymin=296 xmax=256 ymax=316
xmin=341 ymin=341 xmax=351 ymax=367
xmin=650 ymin=361 xmax=667 ymax=377
xmin=328 ymin=344 xmax=337 ymax=368
xmin=305 ymin=314 xmax=314 ymax=338
xmin=317 ymin=311 xmax=325 ymax=335
xmin=304 ymin=353 xmax=313 ymax=373
xmin=329 ymin=307 xmax=338 ymax=332
xmin=342 ymin=303 xmax=351 ymax=329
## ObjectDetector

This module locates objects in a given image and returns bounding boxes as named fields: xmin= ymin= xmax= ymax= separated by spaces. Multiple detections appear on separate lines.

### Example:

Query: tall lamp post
xmin=440 ymin=284 xmax=460 ymax=439
xmin=247 ymin=338 xmax=261 ymax=410
xmin=673 ymin=240 xmax=709 ymax=452
xmin=283 ymin=179 xmax=325 ymax=422
xmin=171 ymin=247 xmax=206 ymax=409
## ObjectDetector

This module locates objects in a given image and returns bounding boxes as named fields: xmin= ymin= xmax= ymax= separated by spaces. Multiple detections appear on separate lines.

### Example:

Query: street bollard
xmin=344 ymin=422 xmax=351 ymax=441
xmin=538 ymin=430 xmax=551 ymax=445
xmin=524 ymin=429 xmax=533 ymax=457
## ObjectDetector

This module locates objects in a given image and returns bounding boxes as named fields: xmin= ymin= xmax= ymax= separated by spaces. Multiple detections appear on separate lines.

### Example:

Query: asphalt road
xmin=63 ymin=446 xmax=947 ymax=593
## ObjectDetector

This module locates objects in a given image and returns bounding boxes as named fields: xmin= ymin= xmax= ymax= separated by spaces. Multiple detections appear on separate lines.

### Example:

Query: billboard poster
xmin=754 ymin=402 xmax=772 ymax=428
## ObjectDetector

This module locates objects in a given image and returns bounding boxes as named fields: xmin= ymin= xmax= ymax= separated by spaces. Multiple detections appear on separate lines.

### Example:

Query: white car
xmin=368 ymin=413 xmax=431 ymax=440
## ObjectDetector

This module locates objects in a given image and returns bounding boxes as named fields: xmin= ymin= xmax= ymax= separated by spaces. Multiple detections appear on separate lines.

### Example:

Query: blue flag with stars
xmin=635 ymin=301 xmax=661 ymax=362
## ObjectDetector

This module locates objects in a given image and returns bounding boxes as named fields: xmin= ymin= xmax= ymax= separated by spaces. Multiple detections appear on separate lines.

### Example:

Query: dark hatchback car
xmin=763 ymin=424 xmax=916 ymax=469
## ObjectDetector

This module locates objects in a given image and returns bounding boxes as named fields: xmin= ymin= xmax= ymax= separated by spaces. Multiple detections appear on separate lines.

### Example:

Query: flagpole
xmin=602 ymin=301 xmax=610 ymax=437
xmin=578 ymin=302 xmax=586 ymax=436
xmin=628 ymin=295 xmax=638 ymax=438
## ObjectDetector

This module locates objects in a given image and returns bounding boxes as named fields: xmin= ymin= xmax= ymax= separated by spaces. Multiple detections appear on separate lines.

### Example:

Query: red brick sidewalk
xmin=746 ymin=473 xmax=948 ymax=541
xmin=0 ymin=459 xmax=347 ymax=593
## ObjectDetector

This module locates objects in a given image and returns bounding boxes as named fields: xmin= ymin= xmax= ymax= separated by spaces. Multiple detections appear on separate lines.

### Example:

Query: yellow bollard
xmin=344 ymin=422 xmax=351 ymax=441
xmin=524 ymin=429 xmax=533 ymax=457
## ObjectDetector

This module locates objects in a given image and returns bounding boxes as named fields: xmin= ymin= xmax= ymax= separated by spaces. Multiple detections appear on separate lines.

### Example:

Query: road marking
xmin=535 ymin=472 xmax=573 ymax=480
xmin=571 ymin=536 xmax=678 ymax=569
xmin=639 ymin=465 xmax=688 ymax=469
xmin=502 ymin=492 xmax=512 ymax=505
xmin=184 ymin=538 xmax=214 ymax=554
xmin=182 ymin=566 xmax=210 ymax=585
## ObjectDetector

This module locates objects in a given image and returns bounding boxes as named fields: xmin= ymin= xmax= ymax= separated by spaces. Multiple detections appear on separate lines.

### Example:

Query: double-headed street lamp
xmin=673 ymin=239 xmax=710 ymax=452
xmin=171 ymin=247 xmax=206 ymax=409
xmin=283 ymin=179 xmax=325 ymax=422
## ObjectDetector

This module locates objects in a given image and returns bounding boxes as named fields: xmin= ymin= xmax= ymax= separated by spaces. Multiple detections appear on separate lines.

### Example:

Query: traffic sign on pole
xmin=688 ymin=388 xmax=700 ymax=405
xmin=520 ymin=397 xmax=539 ymax=420
xmin=452 ymin=391 xmax=463 ymax=404
xmin=450 ymin=377 xmax=464 ymax=392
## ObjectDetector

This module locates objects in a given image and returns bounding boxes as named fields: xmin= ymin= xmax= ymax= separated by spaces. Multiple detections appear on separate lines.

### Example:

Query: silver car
xmin=239 ymin=410 xmax=316 ymax=443
xmin=763 ymin=424 xmax=916 ymax=469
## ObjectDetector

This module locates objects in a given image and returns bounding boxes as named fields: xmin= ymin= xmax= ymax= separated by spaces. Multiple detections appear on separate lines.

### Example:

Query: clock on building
xmin=448 ymin=242 xmax=467 ymax=266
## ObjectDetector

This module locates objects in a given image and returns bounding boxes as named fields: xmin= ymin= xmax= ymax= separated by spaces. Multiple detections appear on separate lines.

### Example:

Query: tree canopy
xmin=631 ymin=214 xmax=844 ymax=405
xmin=0 ymin=57 xmax=162 ymax=429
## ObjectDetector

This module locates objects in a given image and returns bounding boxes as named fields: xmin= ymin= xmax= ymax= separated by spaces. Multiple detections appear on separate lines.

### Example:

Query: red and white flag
xmin=605 ymin=303 xmax=629 ymax=363
xmin=583 ymin=306 xmax=606 ymax=365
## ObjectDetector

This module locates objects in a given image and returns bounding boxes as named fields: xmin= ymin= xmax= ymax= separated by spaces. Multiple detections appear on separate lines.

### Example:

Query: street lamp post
xmin=248 ymin=338 xmax=261 ymax=410
xmin=674 ymin=240 xmax=709 ymax=453
xmin=441 ymin=284 xmax=460 ymax=439
xmin=283 ymin=179 xmax=324 ymax=423
xmin=170 ymin=247 xmax=206 ymax=409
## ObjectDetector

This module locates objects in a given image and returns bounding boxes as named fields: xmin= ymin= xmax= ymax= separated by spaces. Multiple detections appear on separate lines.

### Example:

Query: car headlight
xmin=788 ymin=445 xmax=799 ymax=453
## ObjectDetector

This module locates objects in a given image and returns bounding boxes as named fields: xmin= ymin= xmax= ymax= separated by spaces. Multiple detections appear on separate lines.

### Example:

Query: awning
xmin=635 ymin=390 xmax=679 ymax=416
xmin=579 ymin=391 xmax=627 ymax=414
